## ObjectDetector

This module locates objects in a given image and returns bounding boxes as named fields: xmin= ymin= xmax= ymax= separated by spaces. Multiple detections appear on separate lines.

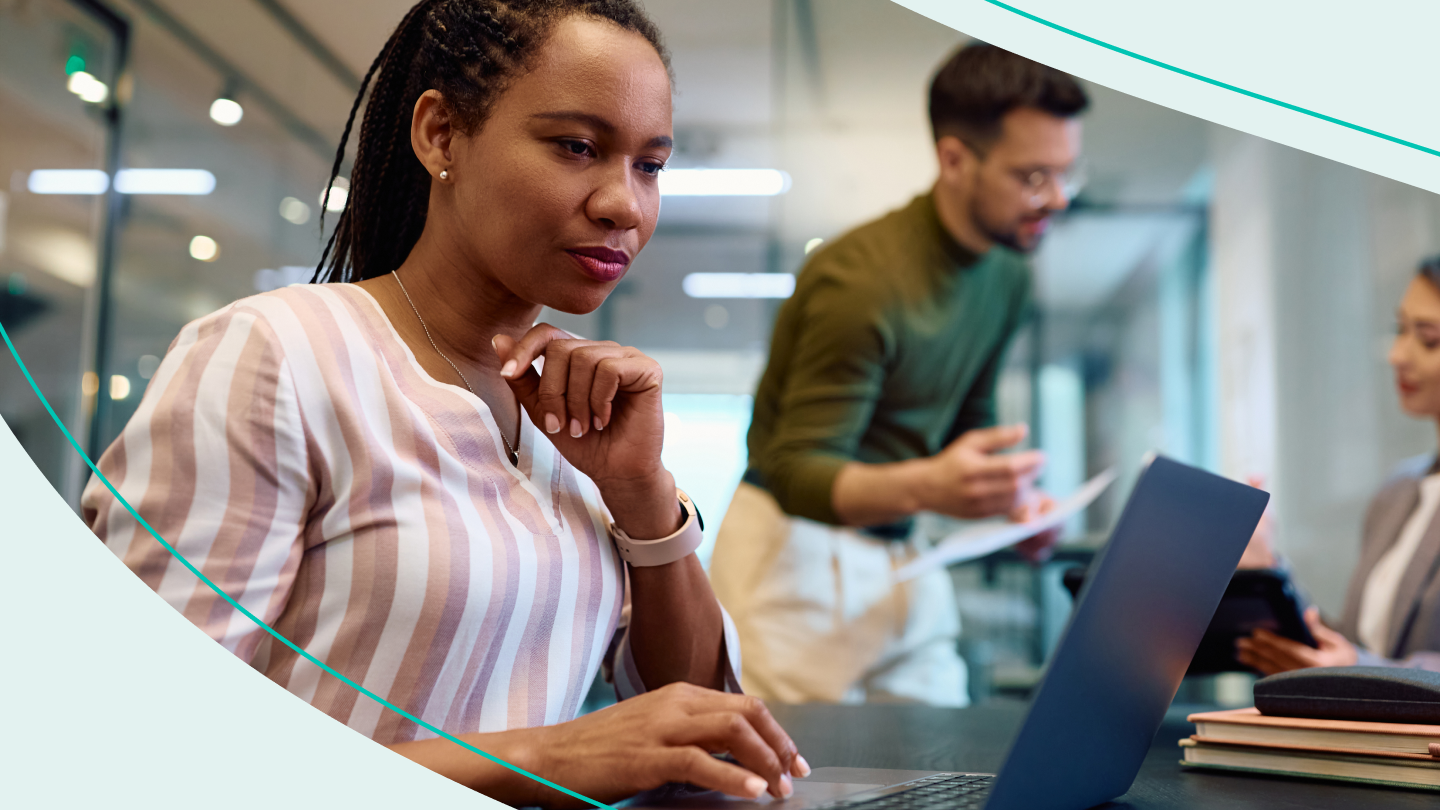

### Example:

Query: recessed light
xmin=189 ymin=235 xmax=219 ymax=262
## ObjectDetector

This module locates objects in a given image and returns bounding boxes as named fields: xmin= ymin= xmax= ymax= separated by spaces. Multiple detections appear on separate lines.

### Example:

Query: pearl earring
xmin=439 ymin=169 xmax=450 ymax=181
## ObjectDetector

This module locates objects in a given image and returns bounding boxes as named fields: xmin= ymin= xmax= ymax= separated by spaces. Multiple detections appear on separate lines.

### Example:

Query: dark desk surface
xmin=768 ymin=700 xmax=1438 ymax=809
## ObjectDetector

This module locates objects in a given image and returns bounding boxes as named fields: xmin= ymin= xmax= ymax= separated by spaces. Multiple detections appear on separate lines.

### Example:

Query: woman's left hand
xmin=494 ymin=326 xmax=680 ymax=536
xmin=1235 ymin=606 xmax=1359 ymax=675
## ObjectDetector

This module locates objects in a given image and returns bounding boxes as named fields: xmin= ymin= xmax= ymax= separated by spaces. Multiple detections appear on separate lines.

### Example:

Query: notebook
xmin=1179 ymin=739 xmax=1439 ymax=789
xmin=1187 ymin=707 xmax=1439 ymax=755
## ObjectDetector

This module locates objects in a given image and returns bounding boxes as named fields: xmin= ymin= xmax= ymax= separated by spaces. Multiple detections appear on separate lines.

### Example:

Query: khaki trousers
xmin=708 ymin=482 xmax=968 ymax=706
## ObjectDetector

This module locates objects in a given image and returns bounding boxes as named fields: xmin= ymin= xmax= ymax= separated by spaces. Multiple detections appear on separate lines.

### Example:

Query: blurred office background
xmin=2 ymin=0 xmax=1437 ymax=700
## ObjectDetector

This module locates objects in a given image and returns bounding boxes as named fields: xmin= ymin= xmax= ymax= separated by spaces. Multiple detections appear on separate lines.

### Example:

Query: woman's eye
xmin=637 ymin=161 xmax=665 ymax=177
xmin=558 ymin=139 xmax=594 ymax=158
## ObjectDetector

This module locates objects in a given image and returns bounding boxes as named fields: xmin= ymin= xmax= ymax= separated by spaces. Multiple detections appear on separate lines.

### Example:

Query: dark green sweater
xmin=746 ymin=192 xmax=1032 ymax=528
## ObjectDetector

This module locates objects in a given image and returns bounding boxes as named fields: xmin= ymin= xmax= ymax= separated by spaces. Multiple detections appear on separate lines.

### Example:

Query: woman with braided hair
xmin=81 ymin=0 xmax=808 ymax=804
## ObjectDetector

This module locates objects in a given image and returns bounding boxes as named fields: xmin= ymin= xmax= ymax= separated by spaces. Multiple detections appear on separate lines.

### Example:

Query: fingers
xmin=1235 ymin=639 xmax=1287 ymax=676
xmin=1303 ymin=608 xmax=1354 ymax=656
xmin=663 ymin=689 xmax=804 ymax=796
xmin=683 ymin=712 xmax=792 ymax=798
xmin=662 ymin=747 xmax=770 ymax=801
xmin=958 ymin=424 xmax=1029 ymax=453
xmin=591 ymin=356 xmax=662 ymax=431
xmin=563 ymin=343 xmax=627 ymax=437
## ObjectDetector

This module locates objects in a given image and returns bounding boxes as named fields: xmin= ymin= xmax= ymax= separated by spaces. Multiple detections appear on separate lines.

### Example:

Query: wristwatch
xmin=609 ymin=489 xmax=706 ymax=567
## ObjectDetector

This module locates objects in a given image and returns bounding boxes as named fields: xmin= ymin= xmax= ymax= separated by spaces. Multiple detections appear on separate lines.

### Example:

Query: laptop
xmin=623 ymin=455 xmax=1269 ymax=810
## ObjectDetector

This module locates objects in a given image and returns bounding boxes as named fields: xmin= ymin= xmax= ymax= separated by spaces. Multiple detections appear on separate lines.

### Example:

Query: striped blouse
xmin=81 ymin=283 xmax=739 ymax=744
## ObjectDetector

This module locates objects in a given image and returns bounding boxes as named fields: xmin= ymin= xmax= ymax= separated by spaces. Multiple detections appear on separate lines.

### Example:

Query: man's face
xmin=953 ymin=107 xmax=1082 ymax=253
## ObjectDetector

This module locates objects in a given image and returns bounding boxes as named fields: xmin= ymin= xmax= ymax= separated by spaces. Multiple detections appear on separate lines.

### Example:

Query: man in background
xmin=709 ymin=43 xmax=1089 ymax=706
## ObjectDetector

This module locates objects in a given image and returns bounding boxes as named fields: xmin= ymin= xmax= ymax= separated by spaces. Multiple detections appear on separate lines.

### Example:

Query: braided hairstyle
xmin=314 ymin=0 xmax=669 ymax=284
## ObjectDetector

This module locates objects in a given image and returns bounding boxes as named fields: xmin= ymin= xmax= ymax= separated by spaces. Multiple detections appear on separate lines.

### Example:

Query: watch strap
xmin=609 ymin=489 xmax=704 ymax=567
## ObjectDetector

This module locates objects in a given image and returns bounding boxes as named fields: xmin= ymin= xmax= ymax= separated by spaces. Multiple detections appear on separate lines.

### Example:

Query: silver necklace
xmin=392 ymin=269 xmax=519 ymax=465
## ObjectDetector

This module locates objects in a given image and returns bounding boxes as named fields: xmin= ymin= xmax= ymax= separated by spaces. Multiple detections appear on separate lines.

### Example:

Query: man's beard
xmin=974 ymin=208 xmax=1047 ymax=254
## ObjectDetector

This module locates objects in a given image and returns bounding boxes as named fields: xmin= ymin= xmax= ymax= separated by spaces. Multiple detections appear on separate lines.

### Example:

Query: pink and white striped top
xmin=82 ymin=283 xmax=739 ymax=744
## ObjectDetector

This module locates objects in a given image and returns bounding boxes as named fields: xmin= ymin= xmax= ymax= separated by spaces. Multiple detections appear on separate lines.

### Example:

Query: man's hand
xmin=1010 ymin=490 xmax=1059 ymax=563
xmin=1235 ymin=607 xmax=1358 ymax=675
xmin=832 ymin=423 xmax=1046 ymax=528
xmin=919 ymin=425 xmax=1046 ymax=519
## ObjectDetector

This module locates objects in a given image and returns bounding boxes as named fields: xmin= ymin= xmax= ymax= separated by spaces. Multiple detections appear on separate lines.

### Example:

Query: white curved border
xmin=0 ymin=417 xmax=505 ymax=809
xmin=891 ymin=0 xmax=1440 ymax=192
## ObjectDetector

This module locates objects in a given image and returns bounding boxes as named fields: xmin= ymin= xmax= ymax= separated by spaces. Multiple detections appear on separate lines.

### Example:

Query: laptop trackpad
xmin=621 ymin=778 xmax=885 ymax=809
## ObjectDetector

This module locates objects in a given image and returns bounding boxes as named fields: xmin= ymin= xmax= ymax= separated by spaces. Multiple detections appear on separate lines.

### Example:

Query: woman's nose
xmin=587 ymin=165 xmax=645 ymax=231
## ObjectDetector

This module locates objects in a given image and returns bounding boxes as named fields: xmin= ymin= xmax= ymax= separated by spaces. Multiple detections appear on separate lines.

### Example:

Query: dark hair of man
xmin=928 ymin=42 xmax=1089 ymax=150
xmin=313 ymin=0 xmax=670 ymax=284
xmin=1419 ymin=256 xmax=1439 ymax=289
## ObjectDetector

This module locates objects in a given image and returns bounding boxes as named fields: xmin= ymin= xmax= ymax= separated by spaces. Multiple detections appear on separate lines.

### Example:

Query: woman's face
xmin=1388 ymin=276 xmax=1440 ymax=421
xmin=440 ymin=16 xmax=672 ymax=314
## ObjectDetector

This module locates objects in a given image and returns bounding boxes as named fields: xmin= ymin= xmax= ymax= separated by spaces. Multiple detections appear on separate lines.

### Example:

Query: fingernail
xmin=544 ymin=413 xmax=560 ymax=434
xmin=570 ymin=418 xmax=583 ymax=438
xmin=794 ymin=754 xmax=811 ymax=777
xmin=743 ymin=776 xmax=767 ymax=799
xmin=490 ymin=336 xmax=500 ymax=350
xmin=593 ymin=416 xmax=604 ymax=431
xmin=500 ymin=360 xmax=517 ymax=378
xmin=779 ymin=775 xmax=794 ymax=798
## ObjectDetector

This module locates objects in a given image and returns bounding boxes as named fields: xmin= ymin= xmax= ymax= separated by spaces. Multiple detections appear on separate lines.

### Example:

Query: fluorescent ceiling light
xmin=27 ymin=169 xmax=109 ymax=194
xmin=660 ymin=169 xmax=791 ymax=197
xmin=114 ymin=169 xmax=216 ymax=195
xmin=683 ymin=272 xmax=796 ymax=299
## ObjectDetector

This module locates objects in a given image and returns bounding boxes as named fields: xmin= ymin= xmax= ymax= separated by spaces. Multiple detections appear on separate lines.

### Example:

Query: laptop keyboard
xmin=819 ymin=773 xmax=994 ymax=810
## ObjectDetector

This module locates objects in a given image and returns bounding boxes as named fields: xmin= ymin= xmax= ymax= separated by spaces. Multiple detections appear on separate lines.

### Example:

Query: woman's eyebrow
xmin=530 ymin=110 xmax=673 ymax=148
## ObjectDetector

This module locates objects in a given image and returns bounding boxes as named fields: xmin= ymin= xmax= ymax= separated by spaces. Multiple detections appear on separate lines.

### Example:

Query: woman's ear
xmin=411 ymin=89 xmax=455 ymax=178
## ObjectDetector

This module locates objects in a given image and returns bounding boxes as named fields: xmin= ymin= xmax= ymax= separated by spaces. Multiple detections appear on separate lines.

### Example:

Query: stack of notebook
xmin=1182 ymin=707 xmax=1440 ymax=789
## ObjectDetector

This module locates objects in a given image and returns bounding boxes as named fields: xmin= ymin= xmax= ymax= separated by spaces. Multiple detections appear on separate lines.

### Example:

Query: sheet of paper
xmin=892 ymin=468 xmax=1118 ymax=583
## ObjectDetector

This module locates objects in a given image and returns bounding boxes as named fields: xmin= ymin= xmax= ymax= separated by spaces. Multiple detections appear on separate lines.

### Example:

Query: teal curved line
xmin=978 ymin=0 xmax=1441 ymax=158
xmin=0 ymin=318 xmax=610 ymax=811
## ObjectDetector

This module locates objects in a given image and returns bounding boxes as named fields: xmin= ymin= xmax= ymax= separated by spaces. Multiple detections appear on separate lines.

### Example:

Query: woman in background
xmin=1237 ymin=257 xmax=1439 ymax=674
xmin=81 ymin=0 xmax=806 ymax=805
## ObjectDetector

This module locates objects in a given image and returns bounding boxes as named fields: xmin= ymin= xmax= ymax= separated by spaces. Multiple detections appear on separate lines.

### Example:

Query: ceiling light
xmin=279 ymin=196 xmax=311 ymax=224
xmin=27 ymin=169 xmax=109 ymax=194
xmin=804 ymin=238 xmax=824 ymax=254
xmin=682 ymin=272 xmax=795 ymax=299
xmin=704 ymin=304 xmax=730 ymax=330
xmin=660 ymin=169 xmax=791 ymax=197
xmin=66 ymin=71 xmax=108 ymax=103
xmin=114 ymin=169 xmax=216 ymax=195
xmin=109 ymin=374 xmax=131 ymax=400
xmin=189 ymin=235 xmax=219 ymax=262
xmin=321 ymin=177 xmax=349 ymax=212
xmin=209 ymin=97 xmax=243 ymax=126
xmin=137 ymin=355 xmax=161 ymax=380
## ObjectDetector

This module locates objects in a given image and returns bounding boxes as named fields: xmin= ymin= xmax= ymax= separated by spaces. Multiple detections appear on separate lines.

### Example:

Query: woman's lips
xmin=566 ymin=247 xmax=631 ymax=283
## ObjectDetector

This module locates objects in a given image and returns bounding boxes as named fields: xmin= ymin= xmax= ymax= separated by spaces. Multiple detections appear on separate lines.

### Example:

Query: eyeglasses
xmin=1010 ymin=155 xmax=1089 ymax=207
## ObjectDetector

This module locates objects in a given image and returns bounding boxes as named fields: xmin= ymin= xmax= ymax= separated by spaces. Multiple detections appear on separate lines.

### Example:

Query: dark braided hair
xmin=314 ymin=0 xmax=669 ymax=284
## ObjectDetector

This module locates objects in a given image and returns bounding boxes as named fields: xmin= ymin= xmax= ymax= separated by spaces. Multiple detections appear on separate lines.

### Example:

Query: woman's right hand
xmin=523 ymin=682 xmax=809 ymax=806
xmin=394 ymin=682 xmax=811 ymax=807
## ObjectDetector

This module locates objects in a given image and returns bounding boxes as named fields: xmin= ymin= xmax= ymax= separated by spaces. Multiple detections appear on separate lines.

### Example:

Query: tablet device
xmin=1062 ymin=567 xmax=1316 ymax=674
